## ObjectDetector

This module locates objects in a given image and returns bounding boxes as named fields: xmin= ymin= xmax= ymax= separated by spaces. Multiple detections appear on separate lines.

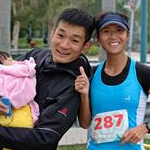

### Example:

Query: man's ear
xmin=83 ymin=39 xmax=93 ymax=51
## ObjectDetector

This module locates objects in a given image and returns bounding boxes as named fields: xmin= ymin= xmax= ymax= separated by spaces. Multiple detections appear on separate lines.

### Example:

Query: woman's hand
xmin=75 ymin=66 xmax=89 ymax=95
xmin=121 ymin=124 xmax=148 ymax=144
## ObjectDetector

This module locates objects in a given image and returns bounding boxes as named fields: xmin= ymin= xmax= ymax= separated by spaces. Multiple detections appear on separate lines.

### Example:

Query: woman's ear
xmin=127 ymin=31 xmax=130 ymax=39
xmin=50 ymin=28 xmax=55 ymax=39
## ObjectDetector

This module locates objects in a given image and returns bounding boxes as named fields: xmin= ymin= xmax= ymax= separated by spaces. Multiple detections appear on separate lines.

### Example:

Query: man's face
xmin=50 ymin=21 xmax=87 ymax=63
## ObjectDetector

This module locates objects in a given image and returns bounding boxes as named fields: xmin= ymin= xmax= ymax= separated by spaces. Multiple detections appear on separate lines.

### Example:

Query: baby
xmin=0 ymin=51 xmax=39 ymax=150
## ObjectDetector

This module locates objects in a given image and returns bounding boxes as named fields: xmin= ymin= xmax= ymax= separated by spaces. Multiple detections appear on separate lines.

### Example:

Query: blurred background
xmin=1 ymin=0 xmax=150 ymax=149
xmin=0 ymin=0 xmax=148 ymax=60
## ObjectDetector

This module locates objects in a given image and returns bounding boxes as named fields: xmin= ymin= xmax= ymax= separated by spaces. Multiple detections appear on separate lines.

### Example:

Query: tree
xmin=0 ymin=0 xmax=11 ymax=52
xmin=11 ymin=0 xmax=102 ymax=46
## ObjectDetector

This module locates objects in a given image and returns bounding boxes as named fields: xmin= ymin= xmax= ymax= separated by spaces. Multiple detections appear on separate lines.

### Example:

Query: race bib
xmin=90 ymin=109 xmax=129 ymax=143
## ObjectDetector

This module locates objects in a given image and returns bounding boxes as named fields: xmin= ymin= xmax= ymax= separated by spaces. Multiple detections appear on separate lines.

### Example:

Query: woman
xmin=75 ymin=12 xmax=150 ymax=150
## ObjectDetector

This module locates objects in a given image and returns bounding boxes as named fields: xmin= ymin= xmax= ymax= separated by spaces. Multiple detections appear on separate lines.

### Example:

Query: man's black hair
xmin=0 ymin=50 xmax=11 ymax=64
xmin=55 ymin=8 xmax=96 ymax=42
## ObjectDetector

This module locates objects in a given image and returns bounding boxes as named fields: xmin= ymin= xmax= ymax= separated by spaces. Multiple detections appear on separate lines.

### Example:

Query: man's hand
xmin=121 ymin=124 xmax=148 ymax=144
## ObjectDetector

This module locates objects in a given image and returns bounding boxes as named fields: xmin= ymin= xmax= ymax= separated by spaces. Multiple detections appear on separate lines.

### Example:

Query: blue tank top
xmin=88 ymin=59 xmax=147 ymax=150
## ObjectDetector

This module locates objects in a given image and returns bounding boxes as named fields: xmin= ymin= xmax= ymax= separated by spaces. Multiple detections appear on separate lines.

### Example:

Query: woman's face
xmin=98 ymin=24 xmax=129 ymax=55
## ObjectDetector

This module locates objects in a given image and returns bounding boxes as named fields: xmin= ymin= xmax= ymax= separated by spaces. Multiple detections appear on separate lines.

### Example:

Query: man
xmin=0 ymin=8 xmax=95 ymax=150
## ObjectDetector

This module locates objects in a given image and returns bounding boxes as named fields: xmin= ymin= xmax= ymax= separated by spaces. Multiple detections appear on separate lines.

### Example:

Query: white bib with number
xmin=90 ymin=109 xmax=129 ymax=143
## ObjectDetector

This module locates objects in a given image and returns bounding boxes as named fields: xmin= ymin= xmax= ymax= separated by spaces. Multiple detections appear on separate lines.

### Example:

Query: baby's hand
xmin=0 ymin=96 xmax=9 ymax=115
xmin=75 ymin=66 xmax=89 ymax=95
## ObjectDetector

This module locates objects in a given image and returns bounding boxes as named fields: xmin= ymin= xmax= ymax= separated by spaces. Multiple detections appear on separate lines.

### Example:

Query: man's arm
xmin=0 ymin=87 xmax=80 ymax=150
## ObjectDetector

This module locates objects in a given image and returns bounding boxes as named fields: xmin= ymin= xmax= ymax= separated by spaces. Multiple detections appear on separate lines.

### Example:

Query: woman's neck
xmin=105 ymin=53 xmax=128 ymax=76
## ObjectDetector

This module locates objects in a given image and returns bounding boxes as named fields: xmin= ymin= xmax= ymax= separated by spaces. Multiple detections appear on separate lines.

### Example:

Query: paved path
xmin=129 ymin=51 xmax=150 ymax=62
xmin=87 ymin=51 xmax=150 ymax=63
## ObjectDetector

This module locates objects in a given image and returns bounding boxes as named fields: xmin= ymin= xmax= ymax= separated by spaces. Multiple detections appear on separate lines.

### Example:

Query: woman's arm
xmin=75 ymin=66 xmax=91 ymax=128
xmin=79 ymin=93 xmax=91 ymax=128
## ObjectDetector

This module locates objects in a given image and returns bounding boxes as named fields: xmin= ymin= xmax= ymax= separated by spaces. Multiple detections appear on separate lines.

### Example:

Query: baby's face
xmin=3 ymin=57 xmax=15 ymax=66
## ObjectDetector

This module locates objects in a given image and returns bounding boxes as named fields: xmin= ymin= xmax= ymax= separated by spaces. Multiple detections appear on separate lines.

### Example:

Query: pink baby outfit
xmin=0 ymin=57 xmax=39 ymax=123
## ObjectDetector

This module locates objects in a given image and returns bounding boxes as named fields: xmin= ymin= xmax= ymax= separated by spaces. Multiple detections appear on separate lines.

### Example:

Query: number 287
xmin=94 ymin=114 xmax=123 ymax=130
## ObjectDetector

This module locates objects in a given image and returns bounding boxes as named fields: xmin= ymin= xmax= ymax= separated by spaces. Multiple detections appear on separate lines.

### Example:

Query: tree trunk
xmin=98 ymin=0 xmax=117 ymax=61
xmin=0 ymin=0 xmax=11 ymax=53
xmin=101 ymin=0 xmax=116 ymax=12
xmin=12 ymin=21 xmax=20 ymax=50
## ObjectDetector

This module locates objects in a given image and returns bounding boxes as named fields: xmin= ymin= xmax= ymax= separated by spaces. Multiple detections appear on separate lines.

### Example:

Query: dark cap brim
xmin=100 ymin=21 xmax=128 ymax=31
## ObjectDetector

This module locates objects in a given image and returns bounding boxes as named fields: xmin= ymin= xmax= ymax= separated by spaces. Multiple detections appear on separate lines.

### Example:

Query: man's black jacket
xmin=0 ymin=49 xmax=92 ymax=150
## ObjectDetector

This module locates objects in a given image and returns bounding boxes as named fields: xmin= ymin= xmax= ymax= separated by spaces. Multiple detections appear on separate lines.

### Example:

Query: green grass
xmin=86 ymin=45 xmax=100 ymax=56
xmin=57 ymin=144 xmax=86 ymax=150
xmin=57 ymin=141 xmax=150 ymax=150
xmin=144 ymin=139 xmax=150 ymax=150
xmin=18 ymin=38 xmax=48 ymax=49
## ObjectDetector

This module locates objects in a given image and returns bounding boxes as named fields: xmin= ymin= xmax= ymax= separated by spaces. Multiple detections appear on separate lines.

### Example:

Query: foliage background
xmin=11 ymin=0 xmax=150 ymax=54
